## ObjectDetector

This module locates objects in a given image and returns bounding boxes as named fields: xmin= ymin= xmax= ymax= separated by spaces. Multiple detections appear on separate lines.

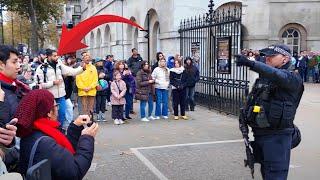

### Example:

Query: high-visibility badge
xmin=253 ymin=106 xmax=261 ymax=113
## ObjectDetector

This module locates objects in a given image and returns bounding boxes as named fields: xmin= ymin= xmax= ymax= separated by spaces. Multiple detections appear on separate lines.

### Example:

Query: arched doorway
xmin=96 ymin=28 xmax=102 ymax=57
xmin=90 ymin=32 xmax=95 ymax=55
xmin=104 ymin=25 xmax=111 ymax=55
xmin=127 ymin=17 xmax=139 ymax=49
xmin=144 ymin=9 xmax=160 ymax=62
xmin=133 ymin=28 xmax=138 ymax=50
xmin=126 ymin=17 xmax=139 ymax=57
xmin=152 ymin=22 xmax=161 ymax=56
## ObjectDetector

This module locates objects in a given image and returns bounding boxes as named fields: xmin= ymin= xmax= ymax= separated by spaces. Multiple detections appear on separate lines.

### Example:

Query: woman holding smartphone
xmin=15 ymin=89 xmax=98 ymax=180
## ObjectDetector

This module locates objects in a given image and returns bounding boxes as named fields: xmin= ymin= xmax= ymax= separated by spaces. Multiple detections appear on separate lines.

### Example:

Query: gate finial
xmin=207 ymin=0 xmax=215 ymax=23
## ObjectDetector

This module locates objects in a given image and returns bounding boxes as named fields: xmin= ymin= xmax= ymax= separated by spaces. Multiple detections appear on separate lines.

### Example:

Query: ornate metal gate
xmin=179 ymin=1 xmax=249 ymax=115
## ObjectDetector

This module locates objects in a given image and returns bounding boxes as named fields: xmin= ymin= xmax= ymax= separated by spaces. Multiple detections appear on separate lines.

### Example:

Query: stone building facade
xmin=62 ymin=0 xmax=320 ymax=61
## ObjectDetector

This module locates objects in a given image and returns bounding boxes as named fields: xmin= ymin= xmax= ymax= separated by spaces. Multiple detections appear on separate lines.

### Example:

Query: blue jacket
xmin=296 ymin=56 xmax=307 ymax=69
xmin=184 ymin=65 xmax=200 ymax=87
xmin=167 ymin=56 xmax=175 ymax=69
xmin=19 ymin=123 xmax=94 ymax=180
xmin=103 ymin=60 xmax=114 ymax=81
xmin=121 ymin=71 xmax=136 ymax=95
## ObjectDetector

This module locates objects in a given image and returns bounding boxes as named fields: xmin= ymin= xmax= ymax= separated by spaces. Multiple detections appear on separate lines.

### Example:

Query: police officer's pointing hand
xmin=235 ymin=54 xmax=255 ymax=67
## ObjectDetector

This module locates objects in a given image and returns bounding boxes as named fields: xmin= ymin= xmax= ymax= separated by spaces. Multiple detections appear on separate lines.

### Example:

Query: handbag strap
xmin=28 ymin=136 xmax=49 ymax=169
xmin=115 ymin=81 xmax=121 ymax=92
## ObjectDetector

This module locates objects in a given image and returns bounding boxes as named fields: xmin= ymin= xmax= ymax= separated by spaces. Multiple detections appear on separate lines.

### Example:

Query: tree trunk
xmin=28 ymin=0 xmax=39 ymax=55
xmin=36 ymin=27 xmax=45 ymax=49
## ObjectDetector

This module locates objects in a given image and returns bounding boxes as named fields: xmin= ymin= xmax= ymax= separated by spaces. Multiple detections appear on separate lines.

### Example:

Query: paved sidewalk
xmin=83 ymin=83 xmax=319 ymax=180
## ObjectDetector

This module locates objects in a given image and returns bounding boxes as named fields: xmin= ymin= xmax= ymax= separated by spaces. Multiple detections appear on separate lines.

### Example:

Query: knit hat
xmin=15 ymin=89 xmax=55 ymax=137
xmin=95 ymin=57 xmax=104 ymax=63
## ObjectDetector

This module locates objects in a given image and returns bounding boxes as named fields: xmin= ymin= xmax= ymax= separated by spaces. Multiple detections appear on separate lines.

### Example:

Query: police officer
xmin=235 ymin=44 xmax=304 ymax=180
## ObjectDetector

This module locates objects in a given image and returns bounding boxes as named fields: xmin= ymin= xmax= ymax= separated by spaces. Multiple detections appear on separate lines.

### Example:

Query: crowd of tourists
xmin=0 ymin=45 xmax=200 ymax=179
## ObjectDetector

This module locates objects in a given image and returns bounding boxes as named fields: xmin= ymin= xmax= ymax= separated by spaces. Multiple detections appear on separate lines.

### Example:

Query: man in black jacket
xmin=0 ymin=45 xmax=30 ymax=123
xmin=0 ymin=45 xmax=29 ymax=172
xmin=296 ymin=51 xmax=307 ymax=82
xmin=127 ymin=48 xmax=143 ymax=77
xmin=235 ymin=44 xmax=304 ymax=180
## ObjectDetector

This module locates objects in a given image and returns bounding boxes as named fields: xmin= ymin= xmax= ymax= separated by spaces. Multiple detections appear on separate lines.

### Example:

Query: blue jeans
xmin=55 ymin=97 xmax=66 ymax=127
xmin=155 ymin=88 xmax=168 ymax=117
xmin=308 ymin=68 xmax=316 ymax=82
xmin=140 ymin=94 xmax=154 ymax=118
xmin=125 ymin=92 xmax=134 ymax=117
xmin=64 ymin=98 xmax=73 ymax=129
xmin=185 ymin=86 xmax=195 ymax=109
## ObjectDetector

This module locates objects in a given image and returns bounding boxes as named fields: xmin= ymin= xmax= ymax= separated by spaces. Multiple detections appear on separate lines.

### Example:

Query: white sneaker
xmin=141 ymin=118 xmax=150 ymax=122
xmin=154 ymin=116 xmax=160 ymax=120
xmin=148 ymin=116 xmax=156 ymax=120
xmin=162 ymin=116 xmax=169 ymax=119
xmin=119 ymin=119 xmax=124 ymax=124
xmin=114 ymin=119 xmax=120 ymax=125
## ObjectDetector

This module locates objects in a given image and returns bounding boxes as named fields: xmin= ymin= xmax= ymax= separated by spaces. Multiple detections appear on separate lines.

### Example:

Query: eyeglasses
xmin=51 ymin=103 xmax=60 ymax=110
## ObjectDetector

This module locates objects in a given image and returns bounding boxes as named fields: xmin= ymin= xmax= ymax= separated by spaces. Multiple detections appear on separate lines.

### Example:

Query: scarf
xmin=0 ymin=72 xmax=31 ymax=102
xmin=33 ymin=118 xmax=76 ymax=154
xmin=170 ymin=66 xmax=185 ymax=74
xmin=0 ymin=72 xmax=14 ymax=84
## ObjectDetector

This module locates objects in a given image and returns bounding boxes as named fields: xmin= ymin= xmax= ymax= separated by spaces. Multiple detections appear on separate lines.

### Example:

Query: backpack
xmin=39 ymin=63 xmax=62 ymax=83
xmin=26 ymin=136 xmax=51 ymax=180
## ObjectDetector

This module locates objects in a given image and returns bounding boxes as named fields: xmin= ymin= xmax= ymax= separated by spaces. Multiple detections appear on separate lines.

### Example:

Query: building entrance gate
xmin=179 ymin=1 xmax=248 ymax=115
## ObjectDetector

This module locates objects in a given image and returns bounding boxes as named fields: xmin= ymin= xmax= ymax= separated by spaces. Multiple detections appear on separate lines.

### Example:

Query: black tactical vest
xmin=245 ymin=78 xmax=303 ymax=129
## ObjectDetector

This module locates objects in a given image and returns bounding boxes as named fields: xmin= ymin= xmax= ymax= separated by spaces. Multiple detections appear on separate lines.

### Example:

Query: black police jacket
xmin=248 ymin=61 xmax=304 ymax=134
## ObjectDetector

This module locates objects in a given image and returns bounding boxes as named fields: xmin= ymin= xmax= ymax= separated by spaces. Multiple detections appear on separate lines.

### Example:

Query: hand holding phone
xmin=87 ymin=111 xmax=95 ymax=127
xmin=0 ymin=118 xmax=17 ymax=146
xmin=74 ymin=114 xmax=91 ymax=127
xmin=0 ymin=82 xmax=4 ymax=102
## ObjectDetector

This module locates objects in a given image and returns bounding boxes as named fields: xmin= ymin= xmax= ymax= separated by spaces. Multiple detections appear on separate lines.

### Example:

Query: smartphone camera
xmin=87 ymin=111 xmax=95 ymax=127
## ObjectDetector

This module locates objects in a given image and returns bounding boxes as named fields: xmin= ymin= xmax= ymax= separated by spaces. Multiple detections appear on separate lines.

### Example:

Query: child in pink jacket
xmin=110 ymin=71 xmax=127 ymax=125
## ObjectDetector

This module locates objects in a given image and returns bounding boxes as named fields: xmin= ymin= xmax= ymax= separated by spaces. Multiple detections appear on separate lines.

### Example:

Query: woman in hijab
xmin=15 ymin=89 xmax=99 ymax=180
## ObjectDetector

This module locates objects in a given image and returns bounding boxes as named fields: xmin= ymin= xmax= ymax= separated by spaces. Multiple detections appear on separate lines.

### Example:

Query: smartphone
xmin=87 ymin=111 xmax=95 ymax=127
xmin=7 ymin=119 xmax=17 ymax=126
xmin=0 ymin=119 xmax=17 ymax=129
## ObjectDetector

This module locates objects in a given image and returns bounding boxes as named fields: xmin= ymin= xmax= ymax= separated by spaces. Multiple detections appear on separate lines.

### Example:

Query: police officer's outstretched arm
xmin=235 ymin=55 xmax=301 ymax=90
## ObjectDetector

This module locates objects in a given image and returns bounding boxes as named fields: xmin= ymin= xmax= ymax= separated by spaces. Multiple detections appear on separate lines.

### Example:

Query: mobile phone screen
xmin=7 ymin=120 xmax=17 ymax=126
xmin=87 ymin=111 xmax=95 ymax=127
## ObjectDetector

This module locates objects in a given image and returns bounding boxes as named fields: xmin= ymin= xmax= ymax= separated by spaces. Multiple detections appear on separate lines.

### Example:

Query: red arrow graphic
xmin=57 ymin=15 xmax=145 ymax=55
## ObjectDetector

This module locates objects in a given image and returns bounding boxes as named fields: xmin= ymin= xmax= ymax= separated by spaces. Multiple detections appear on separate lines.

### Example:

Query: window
xmin=282 ymin=28 xmax=300 ymax=54
xmin=74 ymin=5 xmax=81 ymax=14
